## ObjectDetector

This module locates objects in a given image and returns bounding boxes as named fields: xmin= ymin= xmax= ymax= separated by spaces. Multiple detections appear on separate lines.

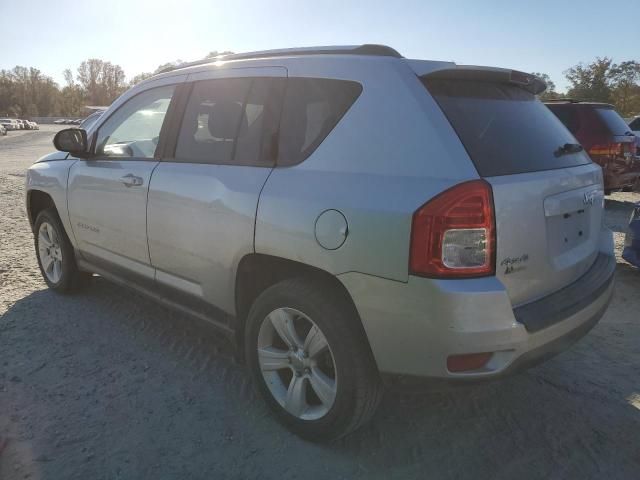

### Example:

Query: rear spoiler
xmin=419 ymin=64 xmax=547 ymax=95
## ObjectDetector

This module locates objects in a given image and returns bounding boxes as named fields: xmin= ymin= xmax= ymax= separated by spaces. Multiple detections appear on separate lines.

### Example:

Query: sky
xmin=1 ymin=0 xmax=637 ymax=93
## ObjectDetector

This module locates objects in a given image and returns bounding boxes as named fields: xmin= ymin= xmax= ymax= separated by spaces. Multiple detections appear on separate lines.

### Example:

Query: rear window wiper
xmin=554 ymin=143 xmax=584 ymax=157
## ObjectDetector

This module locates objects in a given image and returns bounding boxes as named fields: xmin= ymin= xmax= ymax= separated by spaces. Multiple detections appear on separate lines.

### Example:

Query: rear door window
xmin=278 ymin=78 xmax=362 ymax=166
xmin=175 ymin=77 xmax=285 ymax=166
xmin=176 ymin=78 xmax=251 ymax=165
xmin=423 ymin=79 xmax=591 ymax=177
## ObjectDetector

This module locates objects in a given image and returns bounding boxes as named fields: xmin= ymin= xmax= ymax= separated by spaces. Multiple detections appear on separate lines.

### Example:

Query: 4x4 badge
xmin=501 ymin=254 xmax=529 ymax=275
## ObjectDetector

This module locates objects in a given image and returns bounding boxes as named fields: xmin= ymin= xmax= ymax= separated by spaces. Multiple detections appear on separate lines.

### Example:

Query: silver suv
xmin=25 ymin=45 xmax=615 ymax=440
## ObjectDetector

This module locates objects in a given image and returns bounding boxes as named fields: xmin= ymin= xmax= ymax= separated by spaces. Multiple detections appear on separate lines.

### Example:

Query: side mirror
xmin=53 ymin=128 xmax=89 ymax=157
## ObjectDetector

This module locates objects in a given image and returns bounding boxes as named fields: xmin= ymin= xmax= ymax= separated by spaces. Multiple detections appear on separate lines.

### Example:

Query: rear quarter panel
xmin=255 ymin=58 xmax=478 ymax=281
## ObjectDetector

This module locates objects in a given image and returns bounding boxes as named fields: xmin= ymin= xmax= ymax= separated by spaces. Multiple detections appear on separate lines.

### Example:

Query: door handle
xmin=120 ymin=174 xmax=144 ymax=187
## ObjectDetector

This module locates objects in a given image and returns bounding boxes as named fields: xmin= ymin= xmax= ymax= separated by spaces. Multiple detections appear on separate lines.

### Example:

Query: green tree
xmin=609 ymin=60 xmax=640 ymax=116
xmin=564 ymin=57 xmax=614 ymax=103
xmin=205 ymin=50 xmax=234 ymax=59
xmin=129 ymin=72 xmax=154 ymax=87
xmin=76 ymin=59 xmax=126 ymax=106
xmin=531 ymin=72 xmax=559 ymax=100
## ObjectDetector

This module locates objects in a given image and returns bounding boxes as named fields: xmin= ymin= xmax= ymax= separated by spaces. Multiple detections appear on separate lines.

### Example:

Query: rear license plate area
xmin=547 ymin=208 xmax=591 ymax=254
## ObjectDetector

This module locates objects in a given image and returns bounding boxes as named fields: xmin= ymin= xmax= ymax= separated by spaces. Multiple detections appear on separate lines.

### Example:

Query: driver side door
xmin=68 ymin=82 xmax=179 ymax=280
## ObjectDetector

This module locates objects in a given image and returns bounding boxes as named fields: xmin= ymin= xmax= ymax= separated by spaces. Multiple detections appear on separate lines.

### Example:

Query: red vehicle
xmin=546 ymin=100 xmax=640 ymax=193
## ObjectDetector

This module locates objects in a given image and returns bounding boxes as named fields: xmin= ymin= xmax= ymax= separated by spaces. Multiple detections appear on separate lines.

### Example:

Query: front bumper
xmin=339 ymin=234 xmax=615 ymax=380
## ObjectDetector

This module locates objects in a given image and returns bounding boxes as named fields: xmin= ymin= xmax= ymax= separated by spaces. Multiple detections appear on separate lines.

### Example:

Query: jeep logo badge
xmin=583 ymin=191 xmax=596 ymax=206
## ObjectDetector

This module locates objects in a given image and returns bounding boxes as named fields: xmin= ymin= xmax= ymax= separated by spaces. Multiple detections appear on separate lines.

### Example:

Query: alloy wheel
xmin=257 ymin=307 xmax=338 ymax=420
xmin=38 ymin=221 xmax=63 ymax=283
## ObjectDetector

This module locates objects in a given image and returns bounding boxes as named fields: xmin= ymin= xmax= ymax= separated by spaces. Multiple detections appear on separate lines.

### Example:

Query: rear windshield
xmin=423 ymin=79 xmax=591 ymax=177
xmin=595 ymin=108 xmax=632 ymax=136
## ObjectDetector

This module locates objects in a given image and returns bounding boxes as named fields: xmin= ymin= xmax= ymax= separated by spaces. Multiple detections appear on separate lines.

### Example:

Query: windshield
xmin=79 ymin=112 xmax=103 ymax=130
xmin=423 ymin=79 xmax=591 ymax=177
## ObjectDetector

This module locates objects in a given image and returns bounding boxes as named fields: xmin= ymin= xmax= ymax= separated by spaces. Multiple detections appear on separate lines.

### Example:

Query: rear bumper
xmin=339 ymin=231 xmax=615 ymax=380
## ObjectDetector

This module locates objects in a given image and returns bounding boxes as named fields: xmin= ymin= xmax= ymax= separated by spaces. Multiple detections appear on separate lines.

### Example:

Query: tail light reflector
xmin=447 ymin=352 xmax=493 ymax=372
xmin=410 ymin=180 xmax=495 ymax=278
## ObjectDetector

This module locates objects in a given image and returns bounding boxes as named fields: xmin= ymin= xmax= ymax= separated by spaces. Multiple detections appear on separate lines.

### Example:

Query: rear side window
xmin=175 ymin=77 xmax=285 ymax=166
xmin=278 ymin=78 xmax=362 ymax=166
xmin=424 ymin=79 xmax=591 ymax=177
xmin=630 ymin=117 xmax=640 ymax=131
xmin=595 ymin=108 xmax=632 ymax=136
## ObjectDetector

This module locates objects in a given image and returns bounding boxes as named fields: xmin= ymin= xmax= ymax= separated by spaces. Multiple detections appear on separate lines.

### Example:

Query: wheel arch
xmin=27 ymin=189 xmax=57 ymax=228
xmin=234 ymin=253 xmax=375 ymax=365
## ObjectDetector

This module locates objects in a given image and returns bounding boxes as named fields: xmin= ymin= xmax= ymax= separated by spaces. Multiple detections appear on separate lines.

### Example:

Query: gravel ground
xmin=1 ymin=126 xmax=639 ymax=480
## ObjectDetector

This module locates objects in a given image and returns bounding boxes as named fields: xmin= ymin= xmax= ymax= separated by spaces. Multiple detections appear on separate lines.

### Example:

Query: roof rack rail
xmin=156 ymin=58 xmax=216 ymax=74
xmin=544 ymin=98 xmax=580 ymax=103
xmin=157 ymin=44 xmax=402 ymax=74
xmin=222 ymin=44 xmax=403 ymax=61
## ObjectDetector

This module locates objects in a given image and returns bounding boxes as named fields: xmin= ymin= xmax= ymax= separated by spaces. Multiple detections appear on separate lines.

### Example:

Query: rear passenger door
xmin=146 ymin=68 xmax=286 ymax=314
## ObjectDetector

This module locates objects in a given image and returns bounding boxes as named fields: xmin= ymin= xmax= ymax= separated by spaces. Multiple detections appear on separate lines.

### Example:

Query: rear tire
xmin=245 ymin=278 xmax=382 ymax=441
xmin=34 ymin=208 xmax=91 ymax=293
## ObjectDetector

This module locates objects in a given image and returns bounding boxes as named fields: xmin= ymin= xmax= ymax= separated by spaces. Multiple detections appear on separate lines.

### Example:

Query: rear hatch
xmin=590 ymin=106 xmax=639 ymax=181
xmin=423 ymin=70 xmax=604 ymax=306
xmin=547 ymin=103 xmax=640 ymax=185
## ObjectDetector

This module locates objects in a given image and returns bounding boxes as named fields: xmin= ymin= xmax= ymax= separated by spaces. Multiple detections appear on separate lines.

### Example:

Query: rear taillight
xmin=589 ymin=142 xmax=629 ymax=157
xmin=410 ymin=180 xmax=496 ymax=278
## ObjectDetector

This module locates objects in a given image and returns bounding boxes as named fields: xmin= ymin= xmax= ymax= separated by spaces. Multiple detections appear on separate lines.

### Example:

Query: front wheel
xmin=245 ymin=278 xmax=382 ymax=441
xmin=34 ymin=208 xmax=90 ymax=292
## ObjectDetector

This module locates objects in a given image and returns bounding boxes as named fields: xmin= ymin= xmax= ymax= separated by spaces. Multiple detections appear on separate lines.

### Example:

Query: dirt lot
xmin=1 ymin=126 xmax=639 ymax=479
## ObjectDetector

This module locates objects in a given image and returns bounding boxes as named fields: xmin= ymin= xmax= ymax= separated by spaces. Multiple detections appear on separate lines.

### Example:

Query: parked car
xmin=546 ymin=100 xmax=640 ymax=193
xmin=79 ymin=110 xmax=104 ymax=130
xmin=622 ymin=203 xmax=640 ymax=267
xmin=53 ymin=119 xmax=67 ymax=124
xmin=629 ymin=115 xmax=640 ymax=135
xmin=628 ymin=116 xmax=640 ymax=158
xmin=0 ymin=118 xmax=19 ymax=131
xmin=25 ymin=45 xmax=615 ymax=440
xmin=0 ymin=124 xmax=6 ymax=136
xmin=29 ymin=121 xmax=39 ymax=130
